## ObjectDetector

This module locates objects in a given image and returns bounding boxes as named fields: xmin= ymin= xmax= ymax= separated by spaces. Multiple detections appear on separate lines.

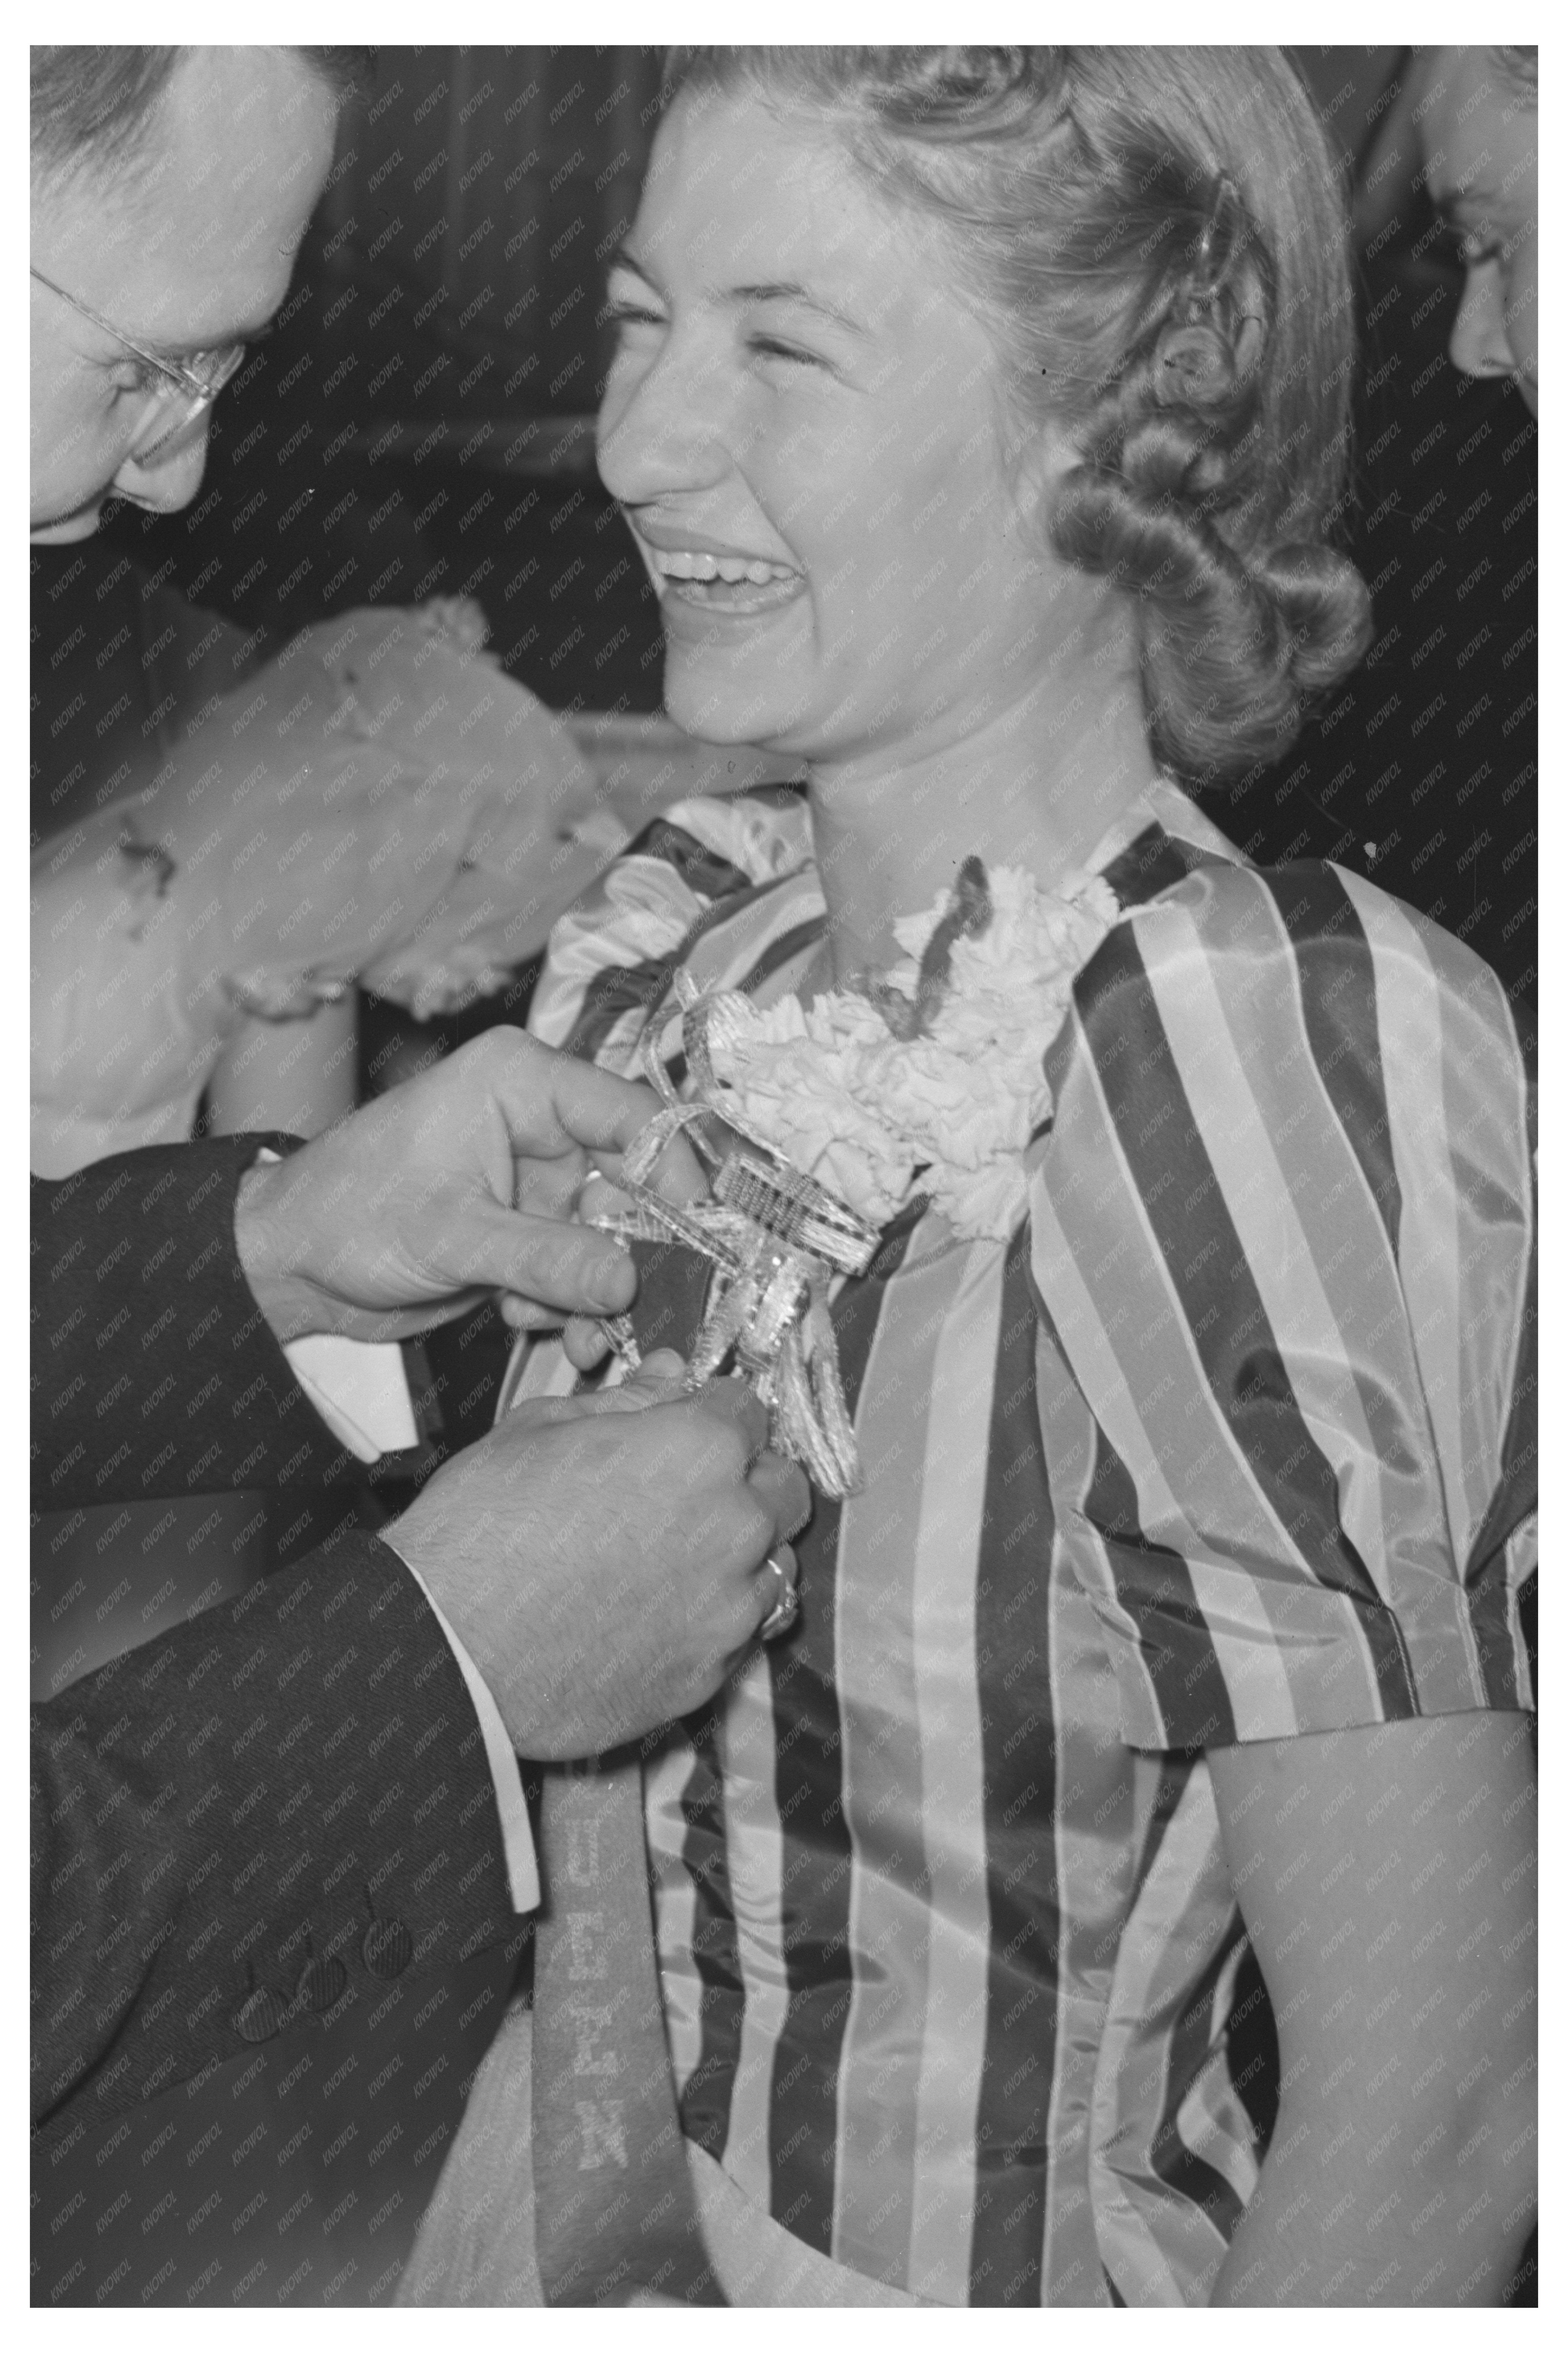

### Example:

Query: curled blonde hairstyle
xmin=664 ymin=46 xmax=1374 ymax=785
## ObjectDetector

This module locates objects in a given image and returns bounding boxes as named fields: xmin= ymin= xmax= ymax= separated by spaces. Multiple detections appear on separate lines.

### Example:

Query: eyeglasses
xmin=31 ymin=262 xmax=248 ymax=458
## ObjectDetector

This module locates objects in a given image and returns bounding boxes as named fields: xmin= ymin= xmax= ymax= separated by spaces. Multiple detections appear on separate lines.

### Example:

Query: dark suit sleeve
xmin=32 ymin=1135 xmax=364 ymax=1510
xmin=32 ymin=1528 xmax=516 ymax=2127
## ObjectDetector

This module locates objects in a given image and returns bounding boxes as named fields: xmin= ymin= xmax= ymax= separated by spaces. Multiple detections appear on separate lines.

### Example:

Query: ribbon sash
xmin=528 ymin=1243 xmax=732 ymax=2304
xmin=530 ymin=1757 xmax=725 ymax=2306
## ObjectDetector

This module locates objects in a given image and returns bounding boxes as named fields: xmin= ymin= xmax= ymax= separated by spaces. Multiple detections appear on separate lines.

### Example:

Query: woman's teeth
xmin=644 ymin=545 xmax=803 ymax=612
xmin=652 ymin=549 xmax=796 ymax=585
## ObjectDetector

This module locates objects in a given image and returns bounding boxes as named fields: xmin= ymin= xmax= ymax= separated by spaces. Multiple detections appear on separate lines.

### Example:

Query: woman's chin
xmin=661 ymin=663 xmax=807 ymax=755
xmin=657 ymin=594 xmax=821 ymax=750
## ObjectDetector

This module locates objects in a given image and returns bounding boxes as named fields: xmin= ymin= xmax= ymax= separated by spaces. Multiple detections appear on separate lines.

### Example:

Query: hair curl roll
xmin=664 ymin=46 xmax=1373 ymax=785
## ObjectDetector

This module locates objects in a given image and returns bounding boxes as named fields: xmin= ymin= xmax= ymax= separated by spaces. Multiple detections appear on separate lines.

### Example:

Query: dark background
xmin=32 ymin=45 xmax=1535 ymax=2310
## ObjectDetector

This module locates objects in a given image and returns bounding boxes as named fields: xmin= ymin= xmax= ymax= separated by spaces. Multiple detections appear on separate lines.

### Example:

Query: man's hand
xmin=233 ymin=1029 xmax=689 ymax=1345
xmin=384 ymin=1361 xmax=811 ymax=1757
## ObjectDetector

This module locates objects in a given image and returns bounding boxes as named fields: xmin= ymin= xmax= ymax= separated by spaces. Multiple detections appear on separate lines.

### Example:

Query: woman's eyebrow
xmin=724 ymin=280 xmax=866 ymax=335
xmin=606 ymin=245 xmax=864 ymax=335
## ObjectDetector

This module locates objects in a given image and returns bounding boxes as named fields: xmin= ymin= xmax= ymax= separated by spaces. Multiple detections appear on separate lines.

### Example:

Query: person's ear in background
xmin=1353 ymin=45 xmax=1537 ymax=412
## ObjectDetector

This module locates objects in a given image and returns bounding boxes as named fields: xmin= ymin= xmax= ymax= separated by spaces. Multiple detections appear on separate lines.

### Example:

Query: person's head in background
xmin=1409 ymin=45 xmax=1537 ymax=413
xmin=30 ymin=46 xmax=366 ymax=543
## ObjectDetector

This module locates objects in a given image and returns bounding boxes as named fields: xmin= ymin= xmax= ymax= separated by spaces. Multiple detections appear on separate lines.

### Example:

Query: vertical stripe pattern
xmin=828 ymin=1231 xmax=969 ymax=2287
xmin=521 ymin=783 xmax=1535 ymax=2304
xmin=967 ymin=1224 xmax=1059 ymax=2304
xmin=763 ymin=1218 xmax=913 ymax=2253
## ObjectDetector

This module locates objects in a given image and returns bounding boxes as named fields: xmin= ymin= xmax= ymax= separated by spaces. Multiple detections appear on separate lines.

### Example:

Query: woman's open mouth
xmin=642 ymin=542 xmax=805 ymax=616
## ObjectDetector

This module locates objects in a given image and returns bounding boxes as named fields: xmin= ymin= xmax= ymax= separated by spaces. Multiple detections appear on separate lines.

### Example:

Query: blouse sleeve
xmin=1028 ymin=855 xmax=1535 ymax=1751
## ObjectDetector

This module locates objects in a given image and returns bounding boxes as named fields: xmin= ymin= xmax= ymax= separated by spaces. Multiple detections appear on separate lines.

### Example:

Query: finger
xmin=552 ymin=1351 xmax=687 ymax=1417
xmin=687 ymin=1374 xmax=772 ymax=1464
xmin=561 ymin=1313 xmax=613 ymax=1370
xmin=500 ymin=1293 xmax=565 ymax=1333
xmin=566 ymin=1370 xmax=689 ymax=1417
xmin=589 ymin=1121 xmax=707 ymax=1208
xmin=499 ymin=1371 xmax=687 ymax=1433
xmin=745 ymin=1453 xmax=813 ymax=1545
xmin=334 ymin=1287 xmax=496 ymax=1344
xmin=512 ymin=1146 xmax=592 ymax=1226
xmin=578 ymin=1172 xmax=633 ymax=1231
xmin=751 ymin=1538 xmax=797 ymax=1604
xmin=448 ymin=1200 xmax=636 ymax=1317
xmin=724 ymin=1528 xmax=801 ymax=1654
xmin=482 ymin=1032 xmax=670 ymax=1163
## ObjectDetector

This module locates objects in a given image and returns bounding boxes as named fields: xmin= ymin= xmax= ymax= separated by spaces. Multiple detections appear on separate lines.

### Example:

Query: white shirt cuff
xmin=255 ymin=1139 xmax=418 ymax=1462
xmin=284 ymin=1331 xmax=420 ymax=1460
xmin=390 ymin=1550 xmax=539 ymax=1915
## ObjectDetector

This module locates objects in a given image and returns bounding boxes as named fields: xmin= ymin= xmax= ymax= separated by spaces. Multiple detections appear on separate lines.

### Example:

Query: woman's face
xmin=596 ymin=88 xmax=1055 ymax=762
xmin=1414 ymin=48 xmax=1538 ymax=414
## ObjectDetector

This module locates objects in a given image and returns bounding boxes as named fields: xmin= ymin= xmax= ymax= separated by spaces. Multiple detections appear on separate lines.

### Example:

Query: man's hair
xmin=30 ymin=46 xmax=374 ymax=186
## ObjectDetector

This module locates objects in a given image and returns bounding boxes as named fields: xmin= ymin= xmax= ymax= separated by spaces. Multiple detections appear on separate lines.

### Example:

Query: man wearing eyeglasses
xmin=30 ymin=46 xmax=340 ymax=542
xmin=31 ymin=42 xmax=806 ymax=2164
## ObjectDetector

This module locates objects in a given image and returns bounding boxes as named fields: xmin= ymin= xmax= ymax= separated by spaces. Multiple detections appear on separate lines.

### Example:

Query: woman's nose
xmin=597 ymin=337 xmax=731 ymax=506
xmin=1449 ymin=259 xmax=1516 ymax=383
xmin=110 ymin=417 xmax=213 ymax=514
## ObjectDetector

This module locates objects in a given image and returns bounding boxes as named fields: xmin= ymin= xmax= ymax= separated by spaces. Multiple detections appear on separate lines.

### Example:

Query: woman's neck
xmin=805 ymin=659 xmax=1158 ymax=992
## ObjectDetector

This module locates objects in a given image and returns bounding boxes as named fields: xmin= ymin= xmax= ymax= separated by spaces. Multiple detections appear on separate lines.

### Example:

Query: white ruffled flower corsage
xmin=703 ymin=858 xmax=1118 ymax=1241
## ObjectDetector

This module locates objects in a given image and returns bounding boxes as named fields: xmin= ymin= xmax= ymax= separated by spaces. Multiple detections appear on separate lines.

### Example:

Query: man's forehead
xmin=123 ymin=49 xmax=335 ymax=211
xmin=35 ymin=47 xmax=338 ymax=343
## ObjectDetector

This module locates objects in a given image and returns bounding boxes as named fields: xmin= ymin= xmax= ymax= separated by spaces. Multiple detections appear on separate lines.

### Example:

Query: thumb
xmin=451 ymin=1197 xmax=636 ymax=1318
xmin=503 ymin=1353 xmax=687 ymax=1431
xmin=570 ymin=1350 xmax=689 ymax=1415
xmin=617 ymin=1347 xmax=687 ymax=1392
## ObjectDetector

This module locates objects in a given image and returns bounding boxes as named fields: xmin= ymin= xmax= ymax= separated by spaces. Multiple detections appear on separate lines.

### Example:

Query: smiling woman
xmin=598 ymin=47 xmax=1371 ymax=805
xmin=401 ymin=45 xmax=1535 ymax=2312
xmin=597 ymin=104 xmax=1071 ymax=777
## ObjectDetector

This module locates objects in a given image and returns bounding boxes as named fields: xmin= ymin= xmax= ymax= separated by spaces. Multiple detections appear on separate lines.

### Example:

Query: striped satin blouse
xmin=523 ymin=777 xmax=1536 ymax=2307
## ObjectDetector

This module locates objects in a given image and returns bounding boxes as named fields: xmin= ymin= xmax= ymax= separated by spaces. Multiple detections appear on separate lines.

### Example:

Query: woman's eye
xmin=604 ymin=300 xmax=666 ymax=334
xmin=747 ymin=335 xmax=823 ymax=370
